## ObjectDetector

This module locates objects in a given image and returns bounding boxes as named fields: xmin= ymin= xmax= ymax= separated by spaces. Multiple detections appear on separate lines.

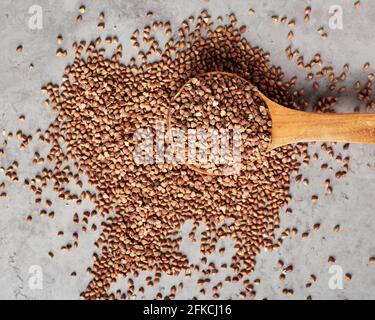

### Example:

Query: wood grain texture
xmin=258 ymin=92 xmax=375 ymax=150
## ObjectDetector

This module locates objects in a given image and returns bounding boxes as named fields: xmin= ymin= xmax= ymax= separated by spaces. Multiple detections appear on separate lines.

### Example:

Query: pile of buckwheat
xmin=38 ymin=10 xmax=312 ymax=299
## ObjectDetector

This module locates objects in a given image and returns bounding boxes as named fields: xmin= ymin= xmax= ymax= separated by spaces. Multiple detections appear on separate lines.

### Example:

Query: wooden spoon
xmin=171 ymin=71 xmax=375 ymax=150
xmin=168 ymin=71 xmax=375 ymax=175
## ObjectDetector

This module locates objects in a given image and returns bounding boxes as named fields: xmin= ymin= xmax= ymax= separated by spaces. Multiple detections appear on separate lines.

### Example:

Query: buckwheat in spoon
xmin=167 ymin=72 xmax=375 ymax=176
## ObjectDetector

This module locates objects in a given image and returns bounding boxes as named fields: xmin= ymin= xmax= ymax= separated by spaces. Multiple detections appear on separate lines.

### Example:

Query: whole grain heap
xmin=41 ymin=11 xmax=305 ymax=299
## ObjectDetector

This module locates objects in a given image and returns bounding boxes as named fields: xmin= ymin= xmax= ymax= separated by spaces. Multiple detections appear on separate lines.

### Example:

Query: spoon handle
xmin=267 ymin=101 xmax=375 ymax=149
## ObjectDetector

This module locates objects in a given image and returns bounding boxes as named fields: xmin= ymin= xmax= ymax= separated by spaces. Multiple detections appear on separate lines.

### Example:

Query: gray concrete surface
xmin=1 ymin=0 xmax=375 ymax=300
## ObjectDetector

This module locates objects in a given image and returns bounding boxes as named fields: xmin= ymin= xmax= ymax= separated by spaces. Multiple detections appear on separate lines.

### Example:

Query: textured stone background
xmin=1 ymin=0 xmax=375 ymax=300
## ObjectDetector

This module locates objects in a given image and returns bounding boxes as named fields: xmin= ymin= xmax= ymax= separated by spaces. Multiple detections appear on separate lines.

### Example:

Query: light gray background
xmin=1 ymin=0 xmax=375 ymax=300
